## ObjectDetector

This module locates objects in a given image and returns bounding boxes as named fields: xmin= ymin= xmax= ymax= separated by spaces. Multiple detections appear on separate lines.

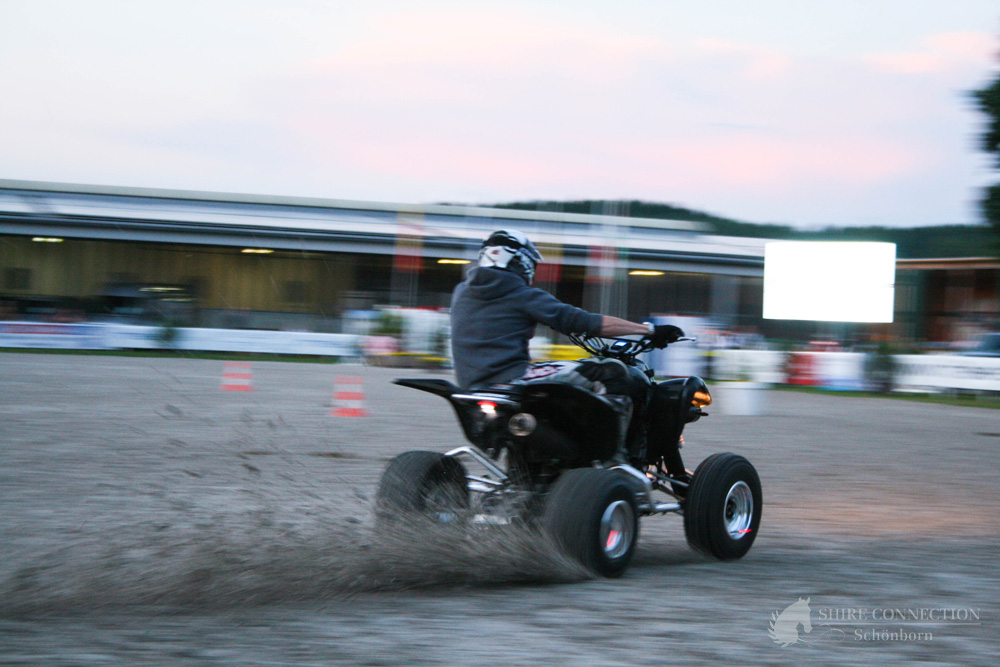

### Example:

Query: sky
xmin=1 ymin=0 xmax=998 ymax=228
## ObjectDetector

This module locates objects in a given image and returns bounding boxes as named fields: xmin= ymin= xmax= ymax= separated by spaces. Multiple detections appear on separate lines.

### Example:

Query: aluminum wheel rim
xmin=724 ymin=481 xmax=753 ymax=539
xmin=600 ymin=500 xmax=635 ymax=559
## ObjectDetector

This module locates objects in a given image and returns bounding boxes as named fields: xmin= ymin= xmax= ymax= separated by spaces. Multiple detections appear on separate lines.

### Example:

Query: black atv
xmin=376 ymin=333 xmax=761 ymax=577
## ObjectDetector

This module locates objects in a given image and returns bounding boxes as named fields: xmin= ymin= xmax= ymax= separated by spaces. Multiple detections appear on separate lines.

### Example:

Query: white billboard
xmin=763 ymin=242 xmax=896 ymax=323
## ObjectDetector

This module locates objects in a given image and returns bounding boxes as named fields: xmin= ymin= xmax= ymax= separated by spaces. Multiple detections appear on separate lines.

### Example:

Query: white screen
xmin=763 ymin=242 xmax=896 ymax=323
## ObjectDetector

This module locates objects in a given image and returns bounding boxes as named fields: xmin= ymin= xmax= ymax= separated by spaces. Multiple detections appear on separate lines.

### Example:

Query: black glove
xmin=650 ymin=324 xmax=684 ymax=349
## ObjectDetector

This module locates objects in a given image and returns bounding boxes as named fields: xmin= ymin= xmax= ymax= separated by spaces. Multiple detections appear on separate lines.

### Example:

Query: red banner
xmin=586 ymin=245 xmax=617 ymax=284
xmin=393 ymin=216 xmax=424 ymax=273
xmin=534 ymin=243 xmax=562 ymax=284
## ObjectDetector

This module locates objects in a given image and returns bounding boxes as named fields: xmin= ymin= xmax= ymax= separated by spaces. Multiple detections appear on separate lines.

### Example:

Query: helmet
xmin=478 ymin=229 xmax=544 ymax=284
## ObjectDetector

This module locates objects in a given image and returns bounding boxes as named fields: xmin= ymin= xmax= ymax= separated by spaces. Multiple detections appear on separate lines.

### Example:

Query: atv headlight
xmin=692 ymin=390 xmax=712 ymax=408
xmin=679 ymin=377 xmax=711 ymax=423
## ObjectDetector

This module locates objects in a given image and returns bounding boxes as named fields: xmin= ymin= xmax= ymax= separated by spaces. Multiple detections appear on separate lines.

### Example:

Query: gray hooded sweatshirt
xmin=450 ymin=267 xmax=603 ymax=389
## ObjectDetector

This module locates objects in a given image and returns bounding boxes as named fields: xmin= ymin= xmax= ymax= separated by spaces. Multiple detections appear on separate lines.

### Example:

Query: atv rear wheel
xmin=542 ymin=468 xmax=639 ymax=577
xmin=683 ymin=453 xmax=761 ymax=559
xmin=375 ymin=451 xmax=469 ymax=528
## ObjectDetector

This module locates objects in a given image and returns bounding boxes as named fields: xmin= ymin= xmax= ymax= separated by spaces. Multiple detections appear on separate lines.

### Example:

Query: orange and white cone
xmin=220 ymin=361 xmax=254 ymax=392
xmin=331 ymin=376 xmax=368 ymax=417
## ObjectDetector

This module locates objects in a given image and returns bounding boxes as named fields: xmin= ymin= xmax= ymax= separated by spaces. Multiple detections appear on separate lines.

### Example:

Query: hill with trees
xmin=486 ymin=199 xmax=998 ymax=260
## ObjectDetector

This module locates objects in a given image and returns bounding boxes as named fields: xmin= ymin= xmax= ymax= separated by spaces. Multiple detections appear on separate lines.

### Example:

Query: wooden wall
xmin=0 ymin=236 xmax=355 ymax=314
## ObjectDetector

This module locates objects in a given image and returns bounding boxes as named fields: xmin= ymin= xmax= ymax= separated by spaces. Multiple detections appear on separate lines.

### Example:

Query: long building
xmin=0 ymin=180 xmax=766 ymax=332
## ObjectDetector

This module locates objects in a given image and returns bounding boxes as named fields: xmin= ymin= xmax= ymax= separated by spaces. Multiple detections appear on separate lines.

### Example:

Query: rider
xmin=450 ymin=228 xmax=689 ymax=484
xmin=450 ymin=229 xmax=682 ymax=391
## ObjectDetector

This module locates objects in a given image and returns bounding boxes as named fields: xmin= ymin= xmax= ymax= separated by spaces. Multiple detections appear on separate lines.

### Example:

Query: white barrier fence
xmin=703 ymin=348 xmax=1000 ymax=393
xmin=3 ymin=322 xmax=999 ymax=393
xmin=0 ymin=322 xmax=359 ymax=357
xmin=895 ymin=354 xmax=1000 ymax=393
xmin=0 ymin=322 xmax=106 ymax=349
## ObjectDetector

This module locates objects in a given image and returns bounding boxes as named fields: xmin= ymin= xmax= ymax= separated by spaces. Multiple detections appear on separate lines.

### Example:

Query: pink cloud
xmin=925 ymin=31 xmax=997 ymax=61
xmin=291 ymin=101 xmax=930 ymax=201
xmin=865 ymin=31 xmax=996 ymax=74
xmin=251 ymin=15 xmax=980 ymax=219
xmin=607 ymin=132 xmax=931 ymax=195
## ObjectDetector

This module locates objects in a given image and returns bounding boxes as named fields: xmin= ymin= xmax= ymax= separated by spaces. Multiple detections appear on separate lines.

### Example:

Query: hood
xmin=463 ymin=266 xmax=528 ymax=300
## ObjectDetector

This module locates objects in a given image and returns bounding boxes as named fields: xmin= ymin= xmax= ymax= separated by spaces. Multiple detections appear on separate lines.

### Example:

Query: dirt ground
xmin=1 ymin=353 xmax=997 ymax=665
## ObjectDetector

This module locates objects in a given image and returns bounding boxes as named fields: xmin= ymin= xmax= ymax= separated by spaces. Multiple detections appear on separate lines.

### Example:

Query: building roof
xmin=896 ymin=257 xmax=1000 ymax=270
xmin=0 ymin=179 xmax=766 ymax=275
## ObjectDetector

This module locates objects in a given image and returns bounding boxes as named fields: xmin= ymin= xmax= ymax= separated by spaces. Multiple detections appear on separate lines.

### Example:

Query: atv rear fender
xmin=393 ymin=378 xmax=488 ymax=445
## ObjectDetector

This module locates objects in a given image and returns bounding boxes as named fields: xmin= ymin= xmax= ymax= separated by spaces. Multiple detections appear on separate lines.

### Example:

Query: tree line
xmin=487 ymin=198 xmax=995 ymax=260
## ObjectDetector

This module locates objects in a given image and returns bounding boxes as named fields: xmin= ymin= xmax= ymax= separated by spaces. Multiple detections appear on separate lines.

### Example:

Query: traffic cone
xmin=220 ymin=361 xmax=254 ymax=392
xmin=331 ymin=376 xmax=368 ymax=417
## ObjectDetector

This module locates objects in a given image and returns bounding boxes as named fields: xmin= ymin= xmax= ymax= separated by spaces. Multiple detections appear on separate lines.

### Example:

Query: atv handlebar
xmin=569 ymin=332 xmax=695 ymax=364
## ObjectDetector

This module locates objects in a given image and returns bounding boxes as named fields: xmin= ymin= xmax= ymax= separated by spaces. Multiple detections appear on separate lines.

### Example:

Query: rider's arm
xmin=521 ymin=289 xmax=603 ymax=335
xmin=599 ymin=315 xmax=652 ymax=337
xmin=521 ymin=289 xmax=652 ymax=338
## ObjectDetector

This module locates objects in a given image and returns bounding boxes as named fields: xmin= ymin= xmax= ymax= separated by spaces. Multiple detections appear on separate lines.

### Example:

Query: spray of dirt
xmin=0 ymin=402 xmax=594 ymax=616
xmin=0 ymin=486 xmax=590 ymax=617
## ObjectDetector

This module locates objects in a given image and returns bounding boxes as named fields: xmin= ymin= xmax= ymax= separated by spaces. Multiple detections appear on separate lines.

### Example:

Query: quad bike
xmin=375 ymin=333 xmax=762 ymax=577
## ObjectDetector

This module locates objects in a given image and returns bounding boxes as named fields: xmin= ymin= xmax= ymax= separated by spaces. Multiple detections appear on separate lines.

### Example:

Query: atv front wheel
xmin=542 ymin=468 xmax=639 ymax=577
xmin=375 ymin=451 xmax=469 ymax=528
xmin=683 ymin=452 xmax=761 ymax=559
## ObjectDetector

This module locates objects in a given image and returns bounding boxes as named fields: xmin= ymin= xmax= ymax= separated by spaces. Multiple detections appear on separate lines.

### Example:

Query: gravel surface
xmin=1 ymin=353 xmax=997 ymax=665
